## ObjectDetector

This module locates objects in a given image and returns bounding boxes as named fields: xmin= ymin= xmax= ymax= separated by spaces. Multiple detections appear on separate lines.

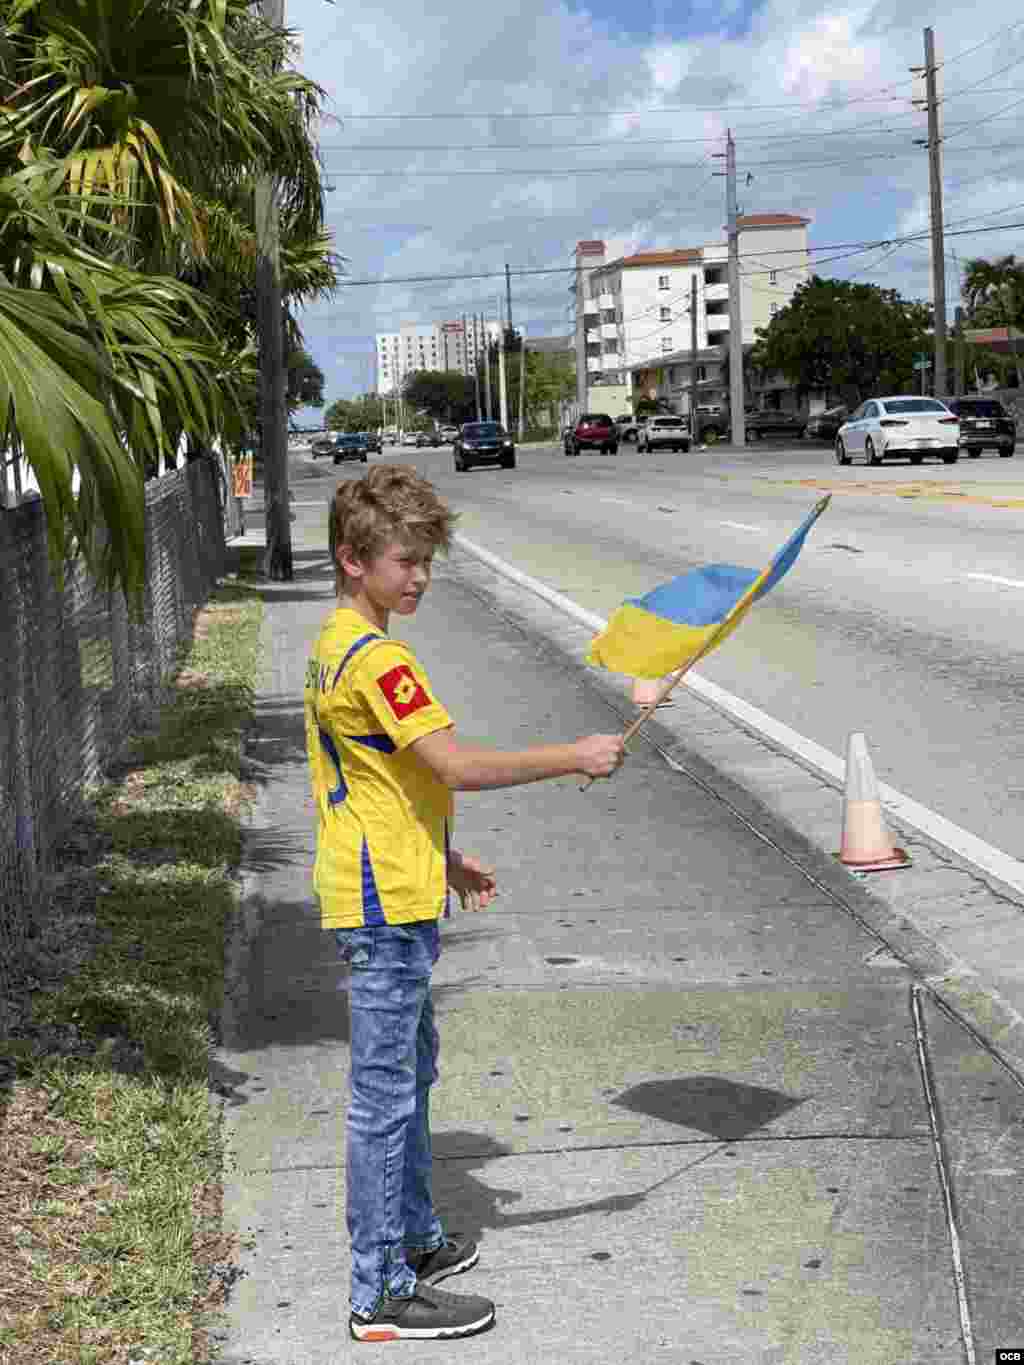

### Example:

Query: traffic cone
xmin=837 ymin=733 xmax=911 ymax=872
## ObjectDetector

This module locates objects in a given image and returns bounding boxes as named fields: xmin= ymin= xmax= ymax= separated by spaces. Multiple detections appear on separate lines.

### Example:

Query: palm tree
xmin=4 ymin=0 xmax=326 ymax=272
xmin=0 ymin=0 xmax=338 ymax=592
xmin=963 ymin=254 xmax=1024 ymax=386
xmin=0 ymin=136 xmax=254 ymax=595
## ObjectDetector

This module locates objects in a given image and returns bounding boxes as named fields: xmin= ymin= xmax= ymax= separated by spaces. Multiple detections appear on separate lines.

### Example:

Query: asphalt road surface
xmin=290 ymin=437 xmax=1024 ymax=865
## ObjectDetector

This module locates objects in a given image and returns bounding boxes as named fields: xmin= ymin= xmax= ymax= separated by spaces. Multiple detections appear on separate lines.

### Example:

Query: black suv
xmin=453 ymin=421 xmax=516 ymax=471
xmin=944 ymin=397 xmax=1016 ymax=458
xmin=745 ymin=408 xmax=807 ymax=441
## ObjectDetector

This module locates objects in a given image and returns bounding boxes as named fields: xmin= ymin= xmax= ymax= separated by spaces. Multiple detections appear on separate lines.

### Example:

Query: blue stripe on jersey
xmin=347 ymin=732 xmax=397 ymax=753
xmin=332 ymin=632 xmax=383 ymax=690
xmin=360 ymin=836 xmax=385 ymax=926
xmin=318 ymin=726 xmax=347 ymax=806
xmin=443 ymin=817 xmax=451 ymax=920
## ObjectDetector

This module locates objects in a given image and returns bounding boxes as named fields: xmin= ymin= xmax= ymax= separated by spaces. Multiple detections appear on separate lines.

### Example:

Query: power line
xmin=330 ymin=92 xmax=918 ymax=121
xmin=321 ymin=141 xmax=1023 ymax=178
xmin=331 ymin=220 xmax=1024 ymax=289
xmin=318 ymin=103 xmax=1024 ymax=155
xmin=937 ymin=19 xmax=1024 ymax=71
xmin=942 ymin=92 xmax=1024 ymax=145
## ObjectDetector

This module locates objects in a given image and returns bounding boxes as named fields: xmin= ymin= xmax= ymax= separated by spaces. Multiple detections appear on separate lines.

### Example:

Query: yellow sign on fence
xmin=232 ymin=454 xmax=253 ymax=499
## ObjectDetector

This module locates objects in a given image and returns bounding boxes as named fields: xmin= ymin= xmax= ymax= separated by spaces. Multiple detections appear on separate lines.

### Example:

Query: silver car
xmin=835 ymin=396 xmax=959 ymax=466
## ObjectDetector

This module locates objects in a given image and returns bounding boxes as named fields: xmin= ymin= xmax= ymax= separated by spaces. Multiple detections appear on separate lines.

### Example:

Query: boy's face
xmin=338 ymin=538 xmax=433 ymax=621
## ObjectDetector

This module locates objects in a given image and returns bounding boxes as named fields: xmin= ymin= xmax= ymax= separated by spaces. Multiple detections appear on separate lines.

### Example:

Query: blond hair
xmin=329 ymin=465 xmax=457 ymax=592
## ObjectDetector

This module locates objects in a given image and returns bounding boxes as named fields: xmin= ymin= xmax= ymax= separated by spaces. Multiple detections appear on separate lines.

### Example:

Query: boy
xmin=304 ymin=465 xmax=624 ymax=1342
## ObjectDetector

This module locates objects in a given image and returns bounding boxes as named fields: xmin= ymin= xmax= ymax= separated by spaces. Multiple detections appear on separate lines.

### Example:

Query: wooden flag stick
xmin=580 ymin=493 xmax=832 ymax=792
xmin=579 ymin=632 xmax=720 ymax=792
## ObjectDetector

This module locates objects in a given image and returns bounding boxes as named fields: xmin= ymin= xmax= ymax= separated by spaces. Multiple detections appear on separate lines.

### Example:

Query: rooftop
xmin=736 ymin=213 xmax=811 ymax=228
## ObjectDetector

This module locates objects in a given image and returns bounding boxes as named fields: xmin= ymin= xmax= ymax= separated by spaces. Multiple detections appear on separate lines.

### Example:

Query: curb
xmin=449 ymin=533 xmax=1024 ymax=1092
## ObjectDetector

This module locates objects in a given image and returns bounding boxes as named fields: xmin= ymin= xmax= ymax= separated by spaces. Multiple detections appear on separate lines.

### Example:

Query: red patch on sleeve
xmin=376 ymin=664 xmax=431 ymax=719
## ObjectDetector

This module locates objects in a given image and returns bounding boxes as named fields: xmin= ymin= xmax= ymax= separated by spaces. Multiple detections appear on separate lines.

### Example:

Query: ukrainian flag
xmin=587 ymin=496 xmax=830 ymax=680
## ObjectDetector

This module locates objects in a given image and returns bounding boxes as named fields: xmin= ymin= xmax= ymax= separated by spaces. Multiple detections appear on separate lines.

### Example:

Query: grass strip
xmin=0 ymin=580 xmax=262 ymax=1365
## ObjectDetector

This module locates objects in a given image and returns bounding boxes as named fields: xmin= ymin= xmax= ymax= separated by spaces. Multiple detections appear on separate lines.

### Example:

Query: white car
xmin=400 ymin=431 xmax=420 ymax=447
xmin=835 ymin=396 xmax=959 ymax=466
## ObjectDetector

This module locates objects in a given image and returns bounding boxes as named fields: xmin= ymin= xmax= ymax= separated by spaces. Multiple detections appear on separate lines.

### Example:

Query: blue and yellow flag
xmin=586 ymin=496 xmax=830 ymax=679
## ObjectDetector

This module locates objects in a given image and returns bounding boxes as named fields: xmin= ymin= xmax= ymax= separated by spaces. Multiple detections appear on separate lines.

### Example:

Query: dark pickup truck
xmin=745 ymin=408 xmax=807 ymax=440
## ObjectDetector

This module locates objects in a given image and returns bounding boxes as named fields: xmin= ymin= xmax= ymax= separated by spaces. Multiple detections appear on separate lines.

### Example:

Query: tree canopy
xmin=0 ymin=0 xmax=338 ymax=593
xmin=402 ymin=369 xmax=477 ymax=423
xmin=750 ymin=276 xmax=932 ymax=402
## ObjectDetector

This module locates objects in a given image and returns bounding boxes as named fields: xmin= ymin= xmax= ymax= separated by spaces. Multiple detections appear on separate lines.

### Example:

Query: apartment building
xmin=572 ymin=214 xmax=810 ymax=407
xmin=376 ymin=317 xmax=501 ymax=395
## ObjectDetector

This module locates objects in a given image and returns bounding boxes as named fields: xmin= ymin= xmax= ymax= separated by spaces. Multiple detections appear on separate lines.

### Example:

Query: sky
xmin=285 ymin=0 xmax=1024 ymax=422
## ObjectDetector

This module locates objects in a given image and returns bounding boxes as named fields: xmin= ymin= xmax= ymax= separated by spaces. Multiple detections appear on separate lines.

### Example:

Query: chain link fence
xmin=0 ymin=459 xmax=227 ymax=1034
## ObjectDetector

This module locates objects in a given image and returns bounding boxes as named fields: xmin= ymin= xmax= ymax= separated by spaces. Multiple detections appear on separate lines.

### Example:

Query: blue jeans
xmin=335 ymin=921 xmax=445 ymax=1317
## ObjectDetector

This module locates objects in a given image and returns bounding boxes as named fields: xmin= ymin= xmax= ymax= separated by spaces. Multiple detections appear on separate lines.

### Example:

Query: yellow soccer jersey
xmin=304 ymin=608 xmax=454 ymax=929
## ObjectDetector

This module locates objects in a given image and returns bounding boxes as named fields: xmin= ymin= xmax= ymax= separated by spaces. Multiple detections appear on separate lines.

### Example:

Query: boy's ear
xmin=336 ymin=542 xmax=364 ymax=580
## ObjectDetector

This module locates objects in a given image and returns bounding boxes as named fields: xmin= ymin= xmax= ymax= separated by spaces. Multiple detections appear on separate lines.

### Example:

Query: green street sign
xmin=913 ymin=354 xmax=930 ymax=369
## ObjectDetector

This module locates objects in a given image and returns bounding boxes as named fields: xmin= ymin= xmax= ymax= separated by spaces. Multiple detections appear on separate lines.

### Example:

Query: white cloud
xmin=287 ymin=0 xmax=1024 ymax=409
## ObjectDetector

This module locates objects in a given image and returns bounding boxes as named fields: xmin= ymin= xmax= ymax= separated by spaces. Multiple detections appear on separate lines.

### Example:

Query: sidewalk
xmin=209 ymin=535 xmax=1024 ymax=1364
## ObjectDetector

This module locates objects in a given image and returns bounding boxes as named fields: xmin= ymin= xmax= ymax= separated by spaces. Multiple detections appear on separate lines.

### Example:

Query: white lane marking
xmin=966 ymin=572 xmax=1024 ymax=589
xmin=719 ymin=520 xmax=763 ymax=532
xmin=454 ymin=532 xmax=1024 ymax=901
xmin=599 ymin=496 xmax=636 ymax=507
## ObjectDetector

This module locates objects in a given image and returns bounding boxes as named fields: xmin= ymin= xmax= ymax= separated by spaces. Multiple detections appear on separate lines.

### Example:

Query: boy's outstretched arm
xmin=410 ymin=727 xmax=624 ymax=793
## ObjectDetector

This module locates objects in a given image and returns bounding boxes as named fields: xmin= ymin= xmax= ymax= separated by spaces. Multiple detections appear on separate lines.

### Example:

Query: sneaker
xmin=349 ymin=1282 xmax=495 ymax=1342
xmin=407 ymin=1235 xmax=479 ymax=1284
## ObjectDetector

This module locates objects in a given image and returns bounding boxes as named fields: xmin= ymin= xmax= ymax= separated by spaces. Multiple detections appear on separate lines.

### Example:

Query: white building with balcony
xmin=572 ymin=214 xmax=810 ymax=412
xmin=376 ymin=317 xmax=501 ymax=395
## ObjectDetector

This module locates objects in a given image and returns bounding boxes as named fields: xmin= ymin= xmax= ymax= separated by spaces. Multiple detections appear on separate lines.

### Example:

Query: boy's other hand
xmin=574 ymin=734 xmax=626 ymax=779
xmin=448 ymin=850 xmax=498 ymax=913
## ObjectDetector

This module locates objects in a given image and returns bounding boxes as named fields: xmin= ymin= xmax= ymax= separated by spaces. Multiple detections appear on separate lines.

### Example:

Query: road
xmin=225 ymin=463 xmax=1024 ymax=1363
xmin=286 ymin=438 xmax=1024 ymax=866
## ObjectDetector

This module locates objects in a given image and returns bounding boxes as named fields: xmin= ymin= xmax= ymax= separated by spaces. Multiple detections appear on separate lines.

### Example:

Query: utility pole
xmin=575 ymin=259 xmax=587 ymax=420
xmin=689 ymin=274 xmax=699 ymax=443
xmin=518 ymin=334 xmax=526 ymax=440
xmin=498 ymin=299 xmax=509 ymax=429
xmin=468 ymin=313 xmax=481 ymax=420
xmin=913 ymin=28 xmax=948 ymax=398
xmin=505 ymin=263 xmax=514 ymax=339
xmin=715 ymin=130 xmax=745 ymax=446
xmin=256 ymin=0 xmax=291 ymax=579
xmin=482 ymin=314 xmax=493 ymax=420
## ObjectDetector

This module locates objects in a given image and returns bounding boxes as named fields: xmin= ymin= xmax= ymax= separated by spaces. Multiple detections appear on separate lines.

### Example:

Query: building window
xmin=658 ymin=275 xmax=670 ymax=290
xmin=660 ymin=306 xmax=671 ymax=321
xmin=770 ymin=303 xmax=779 ymax=316
xmin=769 ymin=270 xmax=778 ymax=285
xmin=697 ymin=365 xmax=707 ymax=382
xmin=661 ymin=337 xmax=673 ymax=352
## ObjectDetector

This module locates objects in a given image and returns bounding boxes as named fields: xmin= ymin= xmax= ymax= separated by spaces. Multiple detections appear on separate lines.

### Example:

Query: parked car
xmin=564 ymin=413 xmax=619 ymax=456
xmin=745 ymin=408 xmax=807 ymax=441
xmin=805 ymin=406 xmax=848 ymax=441
xmin=693 ymin=404 xmax=727 ymax=441
xmin=835 ymin=396 xmax=959 ymax=466
xmin=414 ymin=431 xmax=437 ymax=448
xmin=638 ymin=415 xmax=691 ymax=453
xmin=615 ymin=414 xmax=648 ymax=443
xmin=311 ymin=433 xmax=335 ymax=458
xmin=453 ymin=421 xmax=516 ymax=471
xmin=944 ymin=397 xmax=1015 ymax=458
xmin=439 ymin=425 xmax=460 ymax=443
xmin=400 ymin=431 xmax=420 ymax=448
xmin=331 ymin=433 xmax=369 ymax=464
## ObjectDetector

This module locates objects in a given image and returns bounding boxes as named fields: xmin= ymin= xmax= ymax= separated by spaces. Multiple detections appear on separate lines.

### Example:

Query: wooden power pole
xmin=256 ymin=0 xmax=291 ymax=579
xmin=914 ymin=27 xmax=948 ymax=398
